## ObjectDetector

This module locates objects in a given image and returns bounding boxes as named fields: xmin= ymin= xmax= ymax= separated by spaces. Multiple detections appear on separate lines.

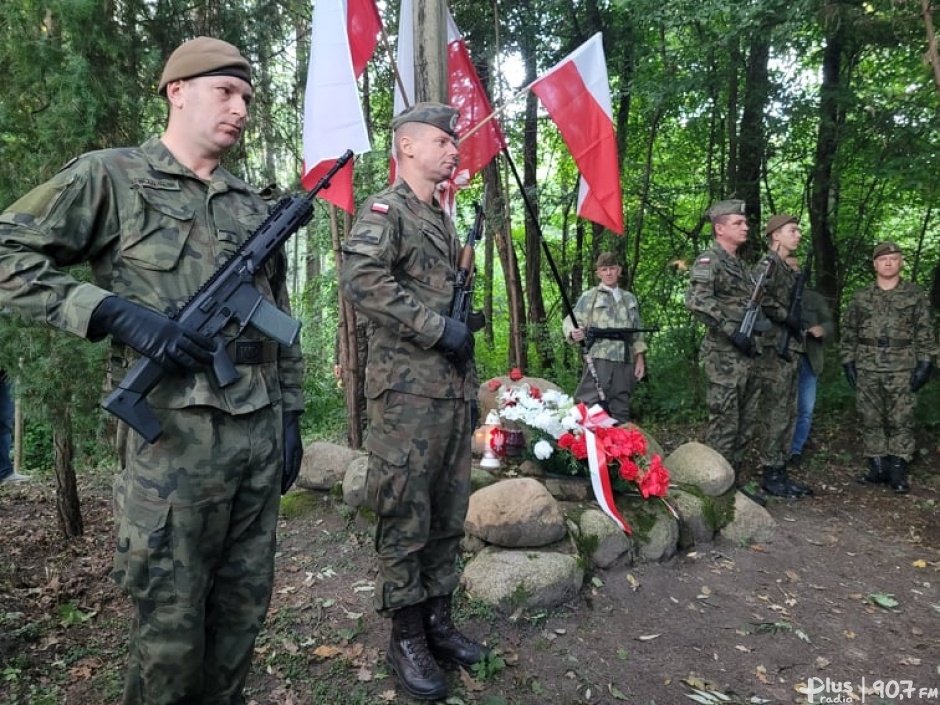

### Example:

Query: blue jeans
xmin=790 ymin=356 xmax=817 ymax=457
xmin=0 ymin=380 xmax=13 ymax=480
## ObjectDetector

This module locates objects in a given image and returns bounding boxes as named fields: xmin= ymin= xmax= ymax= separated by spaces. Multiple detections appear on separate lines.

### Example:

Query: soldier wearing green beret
xmin=752 ymin=214 xmax=813 ymax=498
xmin=0 ymin=37 xmax=304 ymax=703
xmin=841 ymin=242 xmax=936 ymax=493
xmin=563 ymin=251 xmax=648 ymax=422
xmin=339 ymin=102 xmax=489 ymax=701
xmin=685 ymin=200 xmax=764 ymax=482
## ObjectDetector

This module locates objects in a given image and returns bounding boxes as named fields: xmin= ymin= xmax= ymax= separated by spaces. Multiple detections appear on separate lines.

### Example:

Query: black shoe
xmin=423 ymin=595 xmax=490 ymax=669
xmin=761 ymin=466 xmax=800 ymax=498
xmin=787 ymin=476 xmax=814 ymax=496
xmin=888 ymin=456 xmax=911 ymax=494
xmin=738 ymin=483 xmax=767 ymax=507
xmin=387 ymin=605 xmax=447 ymax=700
xmin=789 ymin=454 xmax=803 ymax=467
xmin=858 ymin=456 xmax=888 ymax=485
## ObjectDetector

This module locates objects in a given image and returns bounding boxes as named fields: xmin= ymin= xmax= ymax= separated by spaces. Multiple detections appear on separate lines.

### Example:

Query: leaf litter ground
xmin=1 ymin=422 xmax=939 ymax=705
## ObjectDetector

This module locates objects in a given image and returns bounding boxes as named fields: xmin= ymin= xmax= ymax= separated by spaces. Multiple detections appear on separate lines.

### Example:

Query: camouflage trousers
xmin=364 ymin=391 xmax=472 ymax=616
xmin=113 ymin=404 xmax=282 ymax=705
xmin=755 ymin=347 xmax=800 ymax=468
xmin=856 ymin=369 xmax=916 ymax=461
xmin=574 ymin=357 xmax=637 ymax=423
xmin=701 ymin=337 xmax=760 ymax=470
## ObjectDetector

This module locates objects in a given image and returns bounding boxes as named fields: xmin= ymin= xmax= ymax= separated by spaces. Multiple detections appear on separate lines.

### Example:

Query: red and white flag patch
xmin=371 ymin=202 xmax=389 ymax=214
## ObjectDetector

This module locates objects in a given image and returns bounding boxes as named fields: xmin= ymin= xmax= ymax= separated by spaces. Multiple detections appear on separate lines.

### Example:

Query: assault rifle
xmin=777 ymin=247 xmax=813 ymax=360
xmin=585 ymin=326 xmax=660 ymax=351
xmin=450 ymin=187 xmax=486 ymax=332
xmin=734 ymin=255 xmax=775 ymax=346
xmin=102 ymin=150 xmax=354 ymax=443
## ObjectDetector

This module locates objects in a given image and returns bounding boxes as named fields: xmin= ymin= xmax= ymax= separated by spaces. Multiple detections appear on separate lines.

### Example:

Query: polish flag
xmin=302 ymin=0 xmax=381 ymax=212
xmin=393 ymin=0 xmax=505 ymax=193
xmin=530 ymin=33 xmax=624 ymax=234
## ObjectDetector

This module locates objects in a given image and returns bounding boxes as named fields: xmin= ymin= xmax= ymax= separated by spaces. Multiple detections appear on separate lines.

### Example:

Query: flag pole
xmin=457 ymin=83 xmax=531 ymax=146
xmin=377 ymin=13 xmax=411 ymax=107
xmin=499 ymin=146 xmax=608 ymax=408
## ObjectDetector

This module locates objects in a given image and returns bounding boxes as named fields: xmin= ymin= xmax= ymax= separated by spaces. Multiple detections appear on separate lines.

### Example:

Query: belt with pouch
xmin=858 ymin=337 xmax=912 ymax=349
xmin=225 ymin=339 xmax=279 ymax=364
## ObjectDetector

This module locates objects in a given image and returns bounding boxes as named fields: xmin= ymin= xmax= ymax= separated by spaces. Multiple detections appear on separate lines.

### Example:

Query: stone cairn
xmin=304 ymin=375 xmax=776 ymax=614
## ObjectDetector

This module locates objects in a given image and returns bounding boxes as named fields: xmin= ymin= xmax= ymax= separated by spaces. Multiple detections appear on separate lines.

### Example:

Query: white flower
xmin=533 ymin=439 xmax=554 ymax=460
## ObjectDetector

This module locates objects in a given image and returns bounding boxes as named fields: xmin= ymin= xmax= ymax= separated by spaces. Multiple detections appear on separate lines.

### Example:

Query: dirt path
xmin=1 ymin=439 xmax=938 ymax=704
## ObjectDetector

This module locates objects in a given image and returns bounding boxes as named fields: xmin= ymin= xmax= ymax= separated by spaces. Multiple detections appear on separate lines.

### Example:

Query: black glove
xmin=910 ymin=360 xmax=932 ymax=393
xmin=281 ymin=411 xmax=303 ymax=495
xmin=89 ymin=296 xmax=215 ymax=373
xmin=843 ymin=362 xmax=857 ymax=390
xmin=435 ymin=317 xmax=474 ymax=371
xmin=728 ymin=330 xmax=754 ymax=357
xmin=466 ymin=309 xmax=486 ymax=333
xmin=469 ymin=399 xmax=480 ymax=431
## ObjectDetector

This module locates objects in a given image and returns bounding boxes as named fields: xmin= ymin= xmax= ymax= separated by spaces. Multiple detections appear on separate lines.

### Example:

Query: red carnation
xmin=509 ymin=367 xmax=524 ymax=381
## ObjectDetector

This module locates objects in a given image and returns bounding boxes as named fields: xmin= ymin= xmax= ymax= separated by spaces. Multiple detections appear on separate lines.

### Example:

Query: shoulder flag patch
xmin=696 ymin=256 xmax=711 ymax=265
xmin=371 ymin=202 xmax=390 ymax=214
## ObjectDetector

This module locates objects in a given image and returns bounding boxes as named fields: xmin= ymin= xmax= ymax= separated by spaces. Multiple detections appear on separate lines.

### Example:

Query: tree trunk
xmin=810 ymin=4 xmax=849 ymax=322
xmin=734 ymin=35 xmax=771 ymax=239
xmin=331 ymin=208 xmax=364 ymax=449
xmin=53 ymin=411 xmax=82 ymax=539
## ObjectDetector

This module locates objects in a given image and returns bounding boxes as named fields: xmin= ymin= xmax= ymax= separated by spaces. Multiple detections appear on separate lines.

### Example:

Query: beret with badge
xmin=706 ymin=199 xmax=746 ymax=222
xmin=158 ymin=37 xmax=252 ymax=96
xmin=872 ymin=241 xmax=902 ymax=259
xmin=391 ymin=102 xmax=460 ymax=139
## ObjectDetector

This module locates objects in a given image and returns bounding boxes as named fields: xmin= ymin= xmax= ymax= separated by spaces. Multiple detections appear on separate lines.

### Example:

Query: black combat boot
xmin=888 ymin=456 xmax=911 ymax=494
xmin=386 ymin=604 xmax=447 ymax=700
xmin=786 ymin=472 xmax=814 ymax=496
xmin=423 ymin=594 xmax=490 ymax=669
xmin=858 ymin=456 xmax=888 ymax=484
xmin=761 ymin=466 xmax=800 ymax=498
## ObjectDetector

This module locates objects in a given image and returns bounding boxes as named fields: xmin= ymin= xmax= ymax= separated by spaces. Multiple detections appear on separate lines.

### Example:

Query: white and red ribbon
xmin=574 ymin=403 xmax=632 ymax=534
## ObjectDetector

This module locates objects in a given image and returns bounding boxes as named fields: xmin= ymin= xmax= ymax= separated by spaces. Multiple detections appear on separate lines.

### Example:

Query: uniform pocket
xmin=363 ymin=434 xmax=411 ymax=517
xmin=122 ymin=184 xmax=194 ymax=271
xmin=112 ymin=488 xmax=175 ymax=603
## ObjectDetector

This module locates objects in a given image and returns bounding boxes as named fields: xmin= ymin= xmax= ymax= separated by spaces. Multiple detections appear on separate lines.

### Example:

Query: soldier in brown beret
xmin=841 ymin=242 xmax=935 ymax=493
xmin=752 ymin=214 xmax=814 ymax=498
xmin=340 ymin=103 xmax=489 ymax=700
xmin=0 ymin=36 xmax=303 ymax=703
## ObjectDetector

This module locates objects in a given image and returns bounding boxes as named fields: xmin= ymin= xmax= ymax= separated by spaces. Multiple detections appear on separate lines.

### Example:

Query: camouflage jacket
xmin=339 ymin=180 xmax=475 ymax=400
xmin=0 ymin=137 xmax=303 ymax=414
xmin=562 ymin=286 xmax=647 ymax=362
xmin=685 ymin=242 xmax=765 ymax=353
xmin=759 ymin=250 xmax=803 ymax=353
xmin=840 ymin=280 xmax=936 ymax=372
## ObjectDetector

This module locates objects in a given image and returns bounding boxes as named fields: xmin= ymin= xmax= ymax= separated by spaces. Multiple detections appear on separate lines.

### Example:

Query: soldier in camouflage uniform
xmin=563 ymin=251 xmax=647 ymax=422
xmin=685 ymin=200 xmax=763 ymax=478
xmin=841 ymin=242 xmax=935 ymax=493
xmin=753 ymin=214 xmax=813 ymax=498
xmin=339 ymin=102 xmax=488 ymax=701
xmin=0 ymin=38 xmax=304 ymax=704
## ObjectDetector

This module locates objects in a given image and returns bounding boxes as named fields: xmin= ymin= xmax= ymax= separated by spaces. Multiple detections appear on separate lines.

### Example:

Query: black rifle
xmin=777 ymin=247 xmax=813 ymax=360
xmin=585 ymin=326 xmax=660 ymax=351
xmin=102 ymin=150 xmax=354 ymax=443
xmin=449 ymin=187 xmax=486 ymax=332
xmin=735 ymin=255 xmax=775 ymax=344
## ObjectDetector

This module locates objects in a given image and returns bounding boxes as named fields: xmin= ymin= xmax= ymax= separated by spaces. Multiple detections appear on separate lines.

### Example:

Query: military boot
xmin=858 ymin=456 xmax=888 ymax=484
xmin=761 ymin=466 xmax=800 ymax=498
xmin=423 ymin=594 xmax=490 ymax=669
xmin=786 ymin=472 xmax=814 ymax=496
xmin=386 ymin=604 xmax=447 ymax=701
xmin=888 ymin=456 xmax=911 ymax=494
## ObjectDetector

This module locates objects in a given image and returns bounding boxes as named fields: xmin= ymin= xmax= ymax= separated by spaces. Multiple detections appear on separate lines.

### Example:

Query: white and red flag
xmin=530 ymin=33 xmax=624 ymax=234
xmin=302 ymin=0 xmax=381 ymax=212
xmin=393 ymin=0 xmax=505 ymax=193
